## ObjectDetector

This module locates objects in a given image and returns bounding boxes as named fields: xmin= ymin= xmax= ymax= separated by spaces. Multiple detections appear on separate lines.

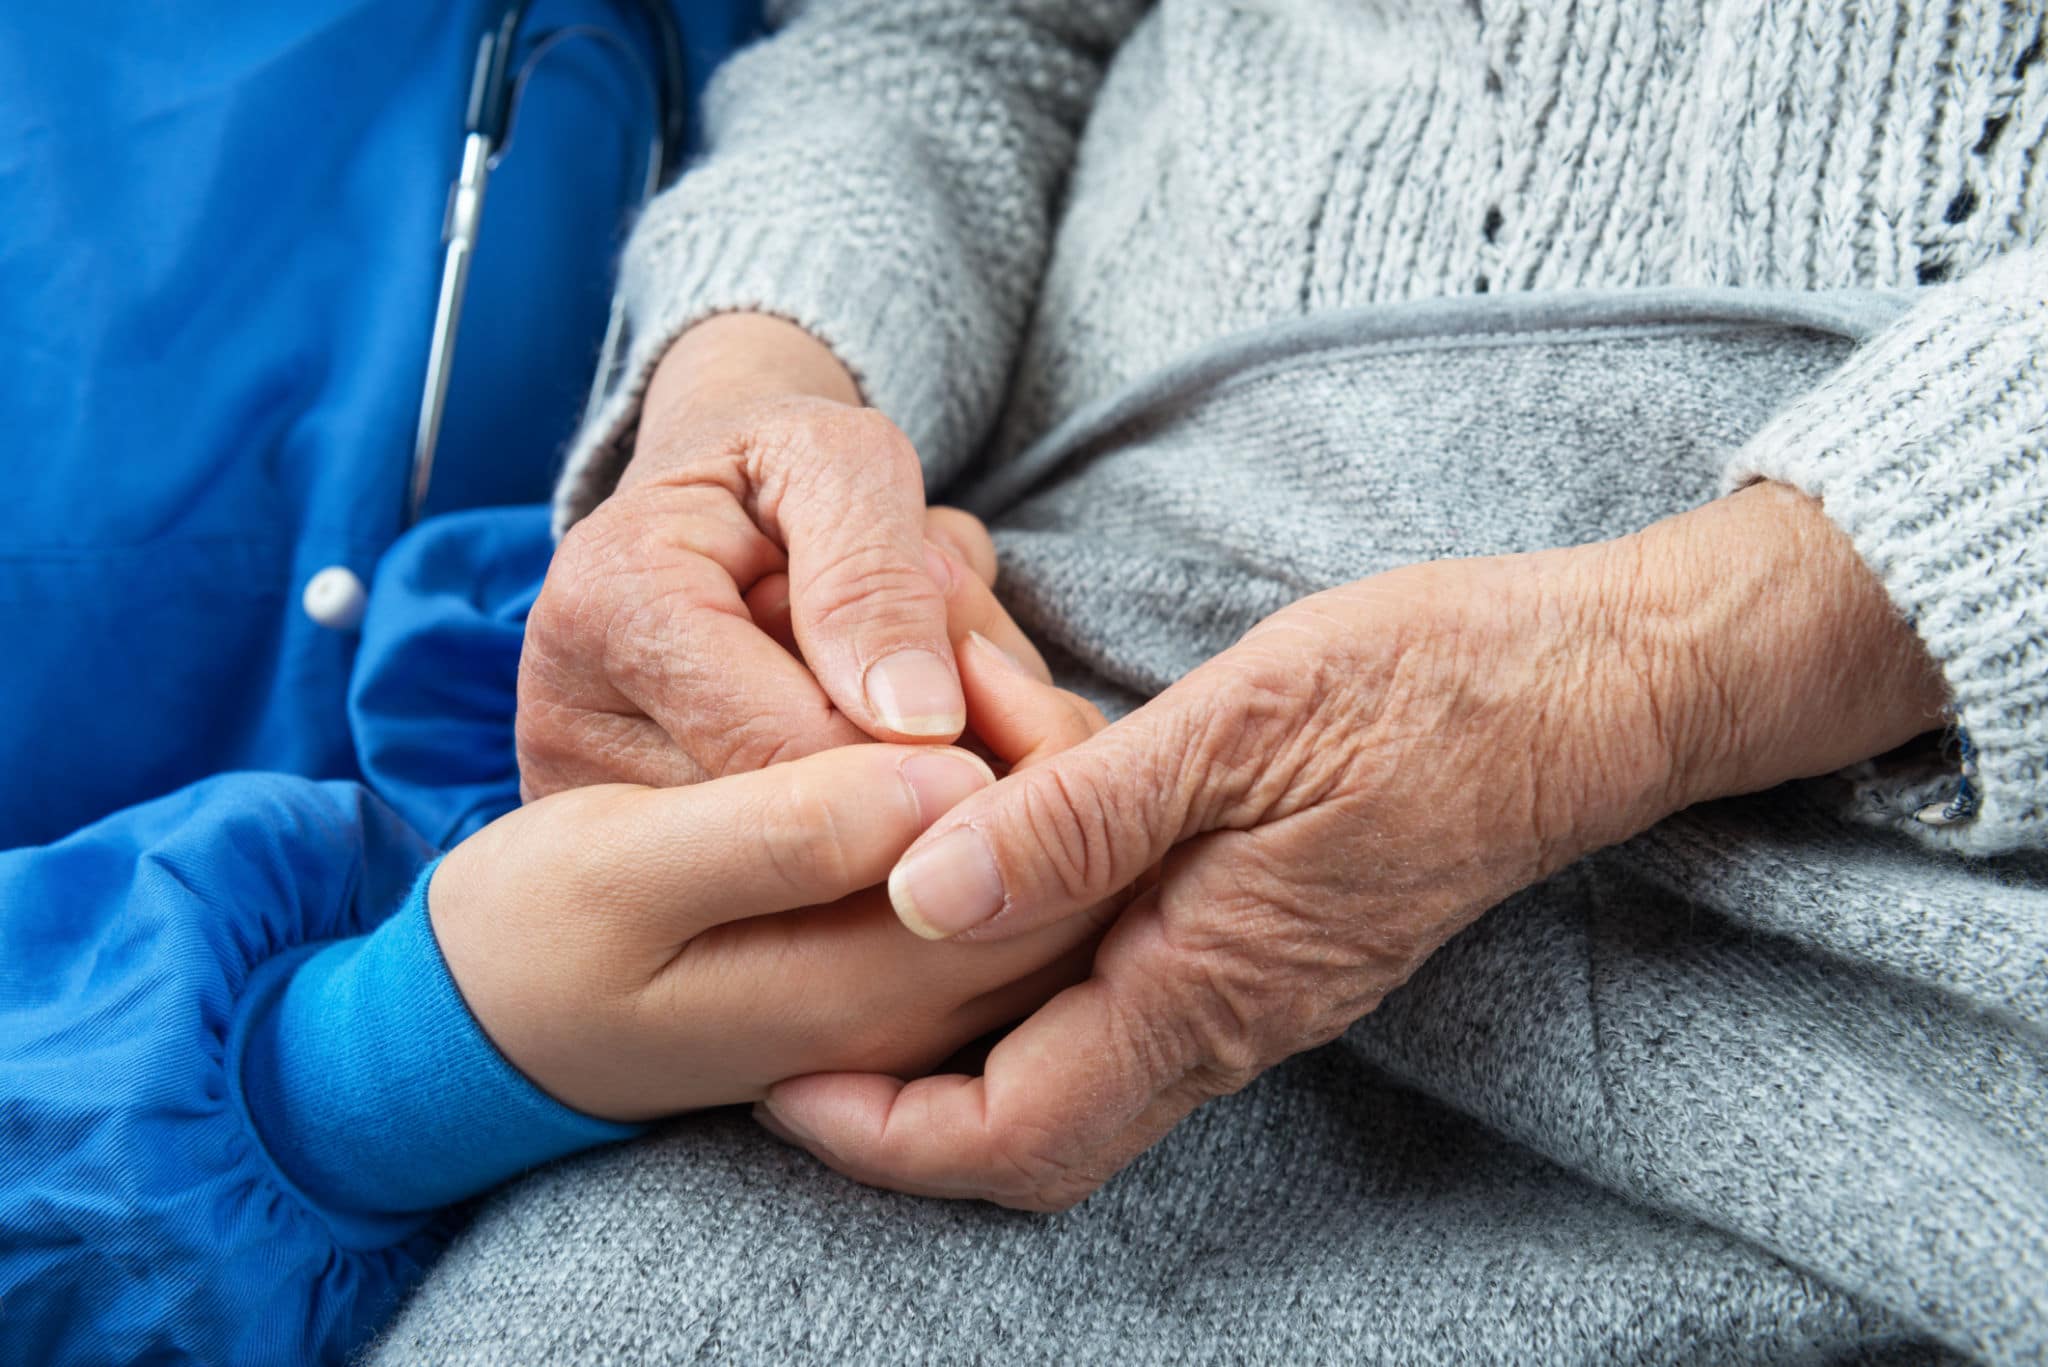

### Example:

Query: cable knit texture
xmin=556 ymin=0 xmax=2048 ymax=849
xmin=399 ymin=3 xmax=2048 ymax=1363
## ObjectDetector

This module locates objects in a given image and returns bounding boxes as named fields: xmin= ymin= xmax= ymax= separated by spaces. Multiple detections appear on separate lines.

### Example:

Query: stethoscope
xmin=409 ymin=0 xmax=689 ymax=525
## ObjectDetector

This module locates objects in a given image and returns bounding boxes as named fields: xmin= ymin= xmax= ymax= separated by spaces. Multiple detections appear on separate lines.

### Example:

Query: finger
xmin=607 ymin=743 xmax=997 ymax=938
xmin=767 ymin=410 xmax=965 ymax=741
xmin=758 ymin=1066 xmax=1209 ymax=1210
xmin=886 ymin=682 xmax=1201 ymax=942
xmin=541 ymin=483 xmax=861 ymax=778
xmin=923 ymin=506 xmax=998 ymax=587
xmin=751 ymin=541 xmax=1050 ymax=686
xmin=517 ymin=706 xmax=717 ymax=798
xmin=744 ymin=573 xmax=798 ymax=656
xmin=958 ymin=631 xmax=1103 ymax=771
xmin=929 ymin=544 xmax=1053 ymax=684
xmin=611 ymin=564 xmax=869 ymax=776
xmin=757 ymin=912 xmax=1207 ymax=1209
xmin=619 ymin=476 xmax=791 ymax=590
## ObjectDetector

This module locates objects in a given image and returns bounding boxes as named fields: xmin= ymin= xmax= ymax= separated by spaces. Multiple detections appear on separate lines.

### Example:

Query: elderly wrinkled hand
xmin=436 ymin=564 xmax=1108 ymax=1122
xmin=515 ymin=314 xmax=1039 ymax=797
xmin=752 ymin=482 xmax=1951 ymax=1209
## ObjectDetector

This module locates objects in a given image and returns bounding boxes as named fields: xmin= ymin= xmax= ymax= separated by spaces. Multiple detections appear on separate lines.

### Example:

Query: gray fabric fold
xmin=382 ymin=296 xmax=2046 ymax=1365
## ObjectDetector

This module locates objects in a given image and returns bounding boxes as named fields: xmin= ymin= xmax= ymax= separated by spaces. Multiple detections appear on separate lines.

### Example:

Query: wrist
xmin=236 ymin=862 xmax=638 ymax=1229
xmin=1580 ymin=482 xmax=1950 ymax=819
xmin=642 ymin=312 xmax=862 ymax=439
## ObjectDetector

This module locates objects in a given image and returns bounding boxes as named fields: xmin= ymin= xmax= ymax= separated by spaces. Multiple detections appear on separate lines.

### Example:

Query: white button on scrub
xmin=302 ymin=565 xmax=368 ymax=631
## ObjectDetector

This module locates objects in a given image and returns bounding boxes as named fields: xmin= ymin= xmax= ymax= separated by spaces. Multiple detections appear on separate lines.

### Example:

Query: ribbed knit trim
xmin=554 ymin=188 xmax=1010 ymax=538
xmin=549 ymin=3 xmax=1133 ymax=536
xmin=236 ymin=859 xmax=640 ymax=1233
xmin=1726 ymin=246 xmax=2048 ymax=855
xmin=554 ymin=217 xmax=947 ymax=536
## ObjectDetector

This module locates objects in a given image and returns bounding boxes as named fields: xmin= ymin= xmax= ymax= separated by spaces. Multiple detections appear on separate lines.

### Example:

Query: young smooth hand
xmin=433 ymin=556 xmax=1107 ymax=1123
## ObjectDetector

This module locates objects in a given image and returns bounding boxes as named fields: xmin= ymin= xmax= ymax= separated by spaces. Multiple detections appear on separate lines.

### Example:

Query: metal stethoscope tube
xmin=409 ymin=2 xmax=686 ymax=526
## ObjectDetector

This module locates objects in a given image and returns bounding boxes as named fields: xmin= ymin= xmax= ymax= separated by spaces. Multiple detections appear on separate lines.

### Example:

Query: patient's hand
xmin=517 ymin=315 xmax=1017 ymax=798
xmin=431 ymin=599 xmax=1107 ymax=1122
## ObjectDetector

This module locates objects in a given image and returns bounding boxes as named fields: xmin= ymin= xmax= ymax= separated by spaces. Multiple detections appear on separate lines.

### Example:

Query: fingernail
xmin=752 ymin=590 xmax=792 ymax=633
xmin=923 ymin=541 xmax=955 ymax=593
xmin=753 ymin=1102 xmax=811 ymax=1147
xmin=889 ymin=827 xmax=1004 ymax=939
xmin=865 ymin=649 xmax=965 ymax=737
xmin=898 ymin=749 xmax=995 ymax=825
xmin=966 ymin=630 xmax=1027 ymax=676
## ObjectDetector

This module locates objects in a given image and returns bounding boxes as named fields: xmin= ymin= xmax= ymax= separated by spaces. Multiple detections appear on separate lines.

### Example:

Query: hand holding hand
xmin=753 ymin=483 xmax=1950 ymax=1208
xmin=518 ymin=314 xmax=995 ymax=797
xmin=437 ymin=559 xmax=1102 ymax=1123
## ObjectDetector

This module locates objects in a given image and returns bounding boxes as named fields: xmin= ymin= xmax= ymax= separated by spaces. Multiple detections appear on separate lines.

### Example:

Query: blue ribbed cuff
xmin=234 ymin=859 xmax=640 ymax=1242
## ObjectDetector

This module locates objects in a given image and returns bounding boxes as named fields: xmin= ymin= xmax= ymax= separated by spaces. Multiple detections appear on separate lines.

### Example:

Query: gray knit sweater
xmin=380 ymin=3 xmax=2048 ymax=1362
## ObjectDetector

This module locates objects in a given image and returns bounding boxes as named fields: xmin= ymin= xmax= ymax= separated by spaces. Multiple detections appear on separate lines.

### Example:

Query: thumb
xmin=773 ymin=409 xmax=964 ymax=741
xmin=887 ymin=689 xmax=1203 ymax=942
xmin=591 ymin=743 xmax=995 ymax=945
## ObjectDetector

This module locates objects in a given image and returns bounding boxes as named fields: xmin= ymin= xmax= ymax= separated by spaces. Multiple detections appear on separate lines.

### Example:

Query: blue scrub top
xmin=0 ymin=1 xmax=758 ymax=849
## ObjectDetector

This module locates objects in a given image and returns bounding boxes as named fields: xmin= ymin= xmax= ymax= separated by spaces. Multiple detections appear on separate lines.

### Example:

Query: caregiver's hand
xmin=435 ymin=621 xmax=1106 ymax=1123
xmin=753 ymin=481 xmax=1952 ymax=1209
xmin=518 ymin=313 xmax=980 ymax=798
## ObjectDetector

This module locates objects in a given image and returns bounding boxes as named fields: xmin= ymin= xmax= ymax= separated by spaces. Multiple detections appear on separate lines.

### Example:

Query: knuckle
xmin=1182 ymin=976 xmax=1269 ymax=1091
xmin=531 ymin=505 xmax=685 ymax=679
xmin=1196 ymin=640 xmax=1357 ymax=826
xmin=756 ymin=402 xmax=920 ymax=490
xmin=528 ymin=526 xmax=619 ymax=656
xmin=1160 ymin=897 xmax=1336 ymax=1088
xmin=513 ymin=676 xmax=660 ymax=786
xmin=1203 ymin=652 xmax=1318 ymax=771
xmin=512 ymin=702 xmax=576 ymax=786
xmin=708 ymin=716 xmax=828 ymax=779
xmin=1009 ymin=764 xmax=1122 ymax=903
xmin=801 ymin=540 xmax=941 ymax=640
xmin=559 ymin=494 xmax=657 ymax=577
xmin=606 ymin=564 xmax=740 ymax=694
xmin=824 ymin=405 xmax=921 ymax=475
xmin=987 ymin=1125 xmax=1101 ymax=1211
xmin=1007 ymin=1185 xmax=1091 ymax=1214
xmin=757 ymin=774 xmax=856 ymax=895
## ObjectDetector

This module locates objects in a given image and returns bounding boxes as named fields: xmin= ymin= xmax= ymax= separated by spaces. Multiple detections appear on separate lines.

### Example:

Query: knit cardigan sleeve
xmin=1725 ymin=244 xmax=2048 ymax=855
xmin=553 ymin=0 xmax=1152 ymax=535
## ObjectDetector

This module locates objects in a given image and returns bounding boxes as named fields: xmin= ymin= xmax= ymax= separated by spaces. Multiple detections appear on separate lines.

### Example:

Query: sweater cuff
xmin=554 ymin=165 xmax=1003 ymax=537
xmin=1724 ymin=248 xmax=2048 ymax=855
xmin=234 ymin=860 xmax=639 ymax=1241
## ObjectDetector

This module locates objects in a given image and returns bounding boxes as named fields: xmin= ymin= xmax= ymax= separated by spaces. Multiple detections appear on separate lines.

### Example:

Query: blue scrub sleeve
xmin=238 ymin=862 xmax=638 ymax=1231
xmin=0 ymin=773 xmax=638 ymax=1366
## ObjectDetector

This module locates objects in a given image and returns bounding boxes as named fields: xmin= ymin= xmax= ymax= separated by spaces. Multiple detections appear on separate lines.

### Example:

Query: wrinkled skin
xmin=517 ymin=315 xmax=1041 ymax=797
xmin=442 ymin=558 xmax=1109 ymax=1123
xmin=757 ymin=483 xmax=1949 ymax=1210
xmin=513 ymin=315 xmax=1945 ymax=1210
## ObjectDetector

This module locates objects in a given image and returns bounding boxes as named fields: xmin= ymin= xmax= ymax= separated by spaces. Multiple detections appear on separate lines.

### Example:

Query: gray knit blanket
xmin=376 ymin=290 xmax=2047 ymax=1365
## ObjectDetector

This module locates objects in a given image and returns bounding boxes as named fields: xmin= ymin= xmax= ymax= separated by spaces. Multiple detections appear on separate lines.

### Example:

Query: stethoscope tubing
xmin=409 ymin=1 xmax=686 ymax=526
